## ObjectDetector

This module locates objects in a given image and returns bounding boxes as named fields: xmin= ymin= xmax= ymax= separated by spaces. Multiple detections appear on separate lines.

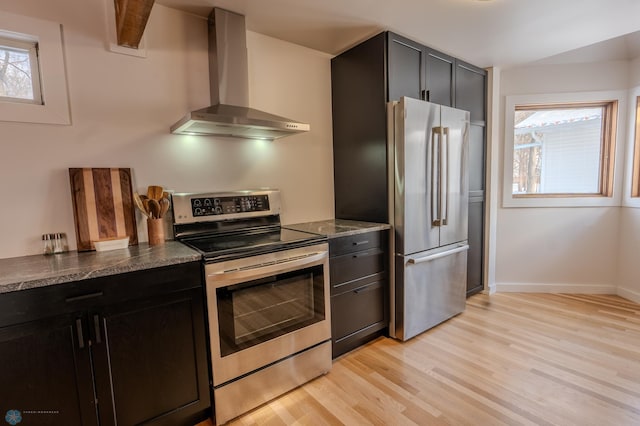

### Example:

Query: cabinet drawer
xmin=329 ymin=231 xmax=382 ymax=256
xmin=331 ymin=280 xmax=386 ymax=341
xmin=330 ymin=248 xmax=384 ymax=288
xmin=0 ymin=262 xmax=202 ymax=328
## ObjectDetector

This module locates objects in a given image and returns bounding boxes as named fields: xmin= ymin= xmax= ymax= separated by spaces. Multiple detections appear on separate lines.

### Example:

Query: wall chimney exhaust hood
xmin=170 ymin=8 xmax=310 ymax=140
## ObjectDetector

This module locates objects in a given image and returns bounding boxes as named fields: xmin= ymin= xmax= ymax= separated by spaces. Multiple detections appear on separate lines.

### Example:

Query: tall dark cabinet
xmin=331 ymin=31 xmax=487 ymax=296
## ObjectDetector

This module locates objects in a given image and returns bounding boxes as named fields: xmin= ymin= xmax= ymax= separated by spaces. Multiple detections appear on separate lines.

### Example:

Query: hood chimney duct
xmin=170 ymin=8 xmax=310 ymax=140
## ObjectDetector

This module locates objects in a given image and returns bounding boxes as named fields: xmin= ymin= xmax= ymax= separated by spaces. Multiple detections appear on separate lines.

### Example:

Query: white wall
xmin=631 ymin=57 xmax=640 ymax=87
xmin=0 ymin=1 xmax=334 ymax=259
xmin=617 ymin=208 xmax=640 ymax=302
xmin=496 ymin=60 xmax=630 ymax=292
xmin=617 ymin=59 xmax=640 ymax=302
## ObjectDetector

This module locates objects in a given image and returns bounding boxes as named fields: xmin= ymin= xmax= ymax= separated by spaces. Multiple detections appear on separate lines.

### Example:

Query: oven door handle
xmin=206 ymin=251 xmax=327 ymax=285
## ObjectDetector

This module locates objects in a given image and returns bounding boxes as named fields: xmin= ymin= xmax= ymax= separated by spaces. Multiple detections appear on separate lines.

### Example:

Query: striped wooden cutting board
xmin=69 ymin=168 xmax=138 ymax=251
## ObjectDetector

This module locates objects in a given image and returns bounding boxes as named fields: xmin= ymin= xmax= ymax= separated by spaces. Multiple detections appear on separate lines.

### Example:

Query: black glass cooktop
xmin=180 ymin=227 xmax=325 ymax=261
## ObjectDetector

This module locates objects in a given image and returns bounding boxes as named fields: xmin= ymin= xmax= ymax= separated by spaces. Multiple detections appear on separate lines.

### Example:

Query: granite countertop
xmin=0 ymin=241 xmax=201 ymax=295
xmin=284 ymin=219 xmax=390 ymax=238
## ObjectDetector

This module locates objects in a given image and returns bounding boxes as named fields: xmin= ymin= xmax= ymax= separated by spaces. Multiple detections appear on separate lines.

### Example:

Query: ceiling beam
xmin=114 ymin=0 xmax=155 ymax=49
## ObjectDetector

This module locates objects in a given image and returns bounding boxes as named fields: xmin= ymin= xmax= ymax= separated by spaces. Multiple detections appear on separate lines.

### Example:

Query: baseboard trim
xmin=495 ymin=283 xmax=616 ymax=294
xmin=617 ymin=287 xmax=640 ymax=304
xmin=483 ymin=283 xmax=497 ymax=295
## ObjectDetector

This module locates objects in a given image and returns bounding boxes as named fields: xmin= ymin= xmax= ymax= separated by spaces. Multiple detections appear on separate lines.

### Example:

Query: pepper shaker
xmin=53 ymin=233 xmax=69 ymax=253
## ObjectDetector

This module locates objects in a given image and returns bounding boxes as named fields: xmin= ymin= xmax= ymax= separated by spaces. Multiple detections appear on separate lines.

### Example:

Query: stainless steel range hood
xmin=171 ymin=8 xmax=310 ymax=140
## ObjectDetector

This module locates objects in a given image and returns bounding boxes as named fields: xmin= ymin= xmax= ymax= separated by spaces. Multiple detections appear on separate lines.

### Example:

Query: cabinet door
xmin=425 ymin=48 xmax=455 ymax=107
xmin=0 ymin=313 xmax=97 ymax=426
xmin=467 ymin=198 xmax=484 ymax=295
xmin=455 ymin=61 xmax=487 ymax=296
xmin=387 ymin=32 xmax=425 ymax=101
xmin=92 ymin=288 xmax=209 ymax=426
xmin=455 ymin=61 xmax=486 ymax=123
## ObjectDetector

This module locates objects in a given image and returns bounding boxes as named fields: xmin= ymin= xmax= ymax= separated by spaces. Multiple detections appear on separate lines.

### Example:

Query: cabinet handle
xmin=352 ymin=240 xmax=369 ymax=246
xmin=93 ymin=314 xmax=102 ymax=344
xmin=354 ymin=284 xmax=379 ymax=294
xmin=76 ymin=318 xmax=85 ymax=349
xmin=421 ymin=89 xmax=430 ymax=101
xmin=66 ymin=291 xmax=103 ymax=303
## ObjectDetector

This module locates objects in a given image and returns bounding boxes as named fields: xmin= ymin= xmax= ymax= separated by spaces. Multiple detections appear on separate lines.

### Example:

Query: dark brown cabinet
xmin=329 ymin=230 xmax=388 ymax=358
xmin=0 ymin=262 xmax=210 ymax=426
xmin=387 ymin=32 xmax=455 ymax=106
xmin=455 ymin=61 xmax=487 ymax=296
xmin=0 ymin=313 xmax=96 ymax=425
xmin=332 ymin=31 xmax=487 ymax=296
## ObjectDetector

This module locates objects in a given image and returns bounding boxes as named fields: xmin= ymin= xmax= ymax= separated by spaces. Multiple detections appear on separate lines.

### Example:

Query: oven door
xmin=205 ymin=243 xmax=330 ymax=386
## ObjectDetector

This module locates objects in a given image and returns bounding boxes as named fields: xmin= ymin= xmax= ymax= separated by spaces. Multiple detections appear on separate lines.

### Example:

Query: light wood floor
xmin=198 ymin=293 xmax=640 ymax=425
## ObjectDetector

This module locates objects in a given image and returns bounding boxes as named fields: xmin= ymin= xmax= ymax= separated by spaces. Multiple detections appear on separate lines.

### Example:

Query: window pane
xmin=513 ymin=106 xmax=603 ymax=195
xmin=632 ymin=97 xmax=640 ymax=197
xmin=0 ymin=41 xmax=36 ymax=101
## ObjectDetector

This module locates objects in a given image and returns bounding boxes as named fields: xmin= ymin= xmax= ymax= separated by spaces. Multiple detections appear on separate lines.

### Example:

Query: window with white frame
xmin=0 ymin=35 xmax=42 ymax=104
xmin=631 ymin=96 xmax=640 ymax=198
xmin=0 ymin=11 xmax=70 ymax=125
xmin=503 ymin=91 xmax=625 ymax=208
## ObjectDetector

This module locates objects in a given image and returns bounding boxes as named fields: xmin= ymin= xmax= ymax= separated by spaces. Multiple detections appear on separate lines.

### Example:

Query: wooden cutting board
xmin=69 ymin=168 xmax=138 ymax=251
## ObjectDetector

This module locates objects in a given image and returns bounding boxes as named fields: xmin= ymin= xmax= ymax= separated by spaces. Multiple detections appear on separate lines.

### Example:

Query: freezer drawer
xmin=394 ymin=242 xmax=468 ymax=341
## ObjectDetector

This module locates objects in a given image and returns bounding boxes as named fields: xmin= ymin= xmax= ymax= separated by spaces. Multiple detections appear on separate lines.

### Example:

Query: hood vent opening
xmin=170 ymin=8 xmax=310 ymax=140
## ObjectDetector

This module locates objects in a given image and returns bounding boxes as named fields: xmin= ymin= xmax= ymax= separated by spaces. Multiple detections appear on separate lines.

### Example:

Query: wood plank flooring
xmin=197 ymin=293 xmax=640 ymax=425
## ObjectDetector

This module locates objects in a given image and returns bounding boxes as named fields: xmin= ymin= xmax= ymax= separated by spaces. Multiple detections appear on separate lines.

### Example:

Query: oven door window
xmin=216 ymin=264 xmax=325 ymax=357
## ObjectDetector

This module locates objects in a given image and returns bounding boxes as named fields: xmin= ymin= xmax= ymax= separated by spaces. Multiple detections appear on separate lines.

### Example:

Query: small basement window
xmin=0 ymin=11 xmax=70 ymax=125
xmin=0 ymin=34 xmax=42 ymax=105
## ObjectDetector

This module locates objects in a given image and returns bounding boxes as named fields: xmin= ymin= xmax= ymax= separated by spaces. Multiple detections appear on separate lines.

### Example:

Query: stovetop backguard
xmin=171 ymin=189 xmax=324 ymax=260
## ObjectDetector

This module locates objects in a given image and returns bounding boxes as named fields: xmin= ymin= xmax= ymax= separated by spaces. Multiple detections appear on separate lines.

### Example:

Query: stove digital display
xmin=191 ymin=195 xmax=270 ymax=217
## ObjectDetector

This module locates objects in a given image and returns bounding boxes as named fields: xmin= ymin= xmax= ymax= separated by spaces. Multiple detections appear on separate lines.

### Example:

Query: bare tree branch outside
xmin=0 ymin=45 xmax=34 ymax=100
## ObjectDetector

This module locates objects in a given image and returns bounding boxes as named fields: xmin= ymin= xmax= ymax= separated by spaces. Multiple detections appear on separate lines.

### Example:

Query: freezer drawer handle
xmin=407 ymin=244 xmax=469 ymax=265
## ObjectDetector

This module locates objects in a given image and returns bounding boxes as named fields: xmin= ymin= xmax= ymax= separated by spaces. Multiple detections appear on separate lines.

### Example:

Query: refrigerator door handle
xmin=442 ymin=127 xmax=450 ymax=226
xmin=431 ymin=126 xmax=441 ymax=226
xmin=407 ymin=244 xmax=469 ymax=264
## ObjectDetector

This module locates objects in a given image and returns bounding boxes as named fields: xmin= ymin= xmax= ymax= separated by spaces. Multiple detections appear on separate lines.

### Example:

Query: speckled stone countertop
xmin=0 ymin=242 xmax=201 ymax=295
xmin=284 ymin=219 xmax=390 ymax=238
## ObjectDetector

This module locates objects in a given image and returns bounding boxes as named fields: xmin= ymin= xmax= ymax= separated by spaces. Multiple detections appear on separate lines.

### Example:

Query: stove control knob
xmin=215 ymin=206 xmax=222 ymax=214
xmin=194 ymin=208 xmax=202 ymax=215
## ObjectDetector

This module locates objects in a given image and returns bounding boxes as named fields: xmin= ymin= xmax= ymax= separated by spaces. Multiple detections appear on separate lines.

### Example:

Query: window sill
xmin=503 ymin=193 xmax=621 ymax=208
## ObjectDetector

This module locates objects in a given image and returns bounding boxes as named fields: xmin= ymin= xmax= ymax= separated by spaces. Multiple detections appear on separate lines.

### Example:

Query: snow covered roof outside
xmin=515 ymin=108 xmax=602 ymax=130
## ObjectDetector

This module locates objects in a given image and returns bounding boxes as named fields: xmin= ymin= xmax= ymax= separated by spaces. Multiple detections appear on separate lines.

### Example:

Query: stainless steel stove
xmin=172 ymin=189 xmax=331 ymax=425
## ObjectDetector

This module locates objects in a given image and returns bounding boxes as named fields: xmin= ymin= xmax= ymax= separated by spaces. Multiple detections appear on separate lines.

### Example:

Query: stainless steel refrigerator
xmin=388 ymin=97 xmax=470 ymax=341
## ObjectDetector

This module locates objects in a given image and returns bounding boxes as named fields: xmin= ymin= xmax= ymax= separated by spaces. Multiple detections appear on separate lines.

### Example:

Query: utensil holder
xmin=147 ymin=218 xmax=165 ymax=246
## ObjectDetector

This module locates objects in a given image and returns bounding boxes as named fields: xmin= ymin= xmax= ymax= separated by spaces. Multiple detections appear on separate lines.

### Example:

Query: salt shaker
xmin=53 ymin=233 xmax=69 ymax=253
xmin=42 ymin=234 xmax=55 ymax=255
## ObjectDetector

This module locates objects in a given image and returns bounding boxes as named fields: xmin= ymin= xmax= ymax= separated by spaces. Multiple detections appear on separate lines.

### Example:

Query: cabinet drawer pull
xmin=66 ymin=291 xmax=104 ymax=303
xmin=93 ymin=314 xmax=102 ymax=344
xmin=76 ymin=318 xmax=85 ymax=349
xmin=352 ymin=240 xmax=369 ymax=246
xmin=354 ymin=284 xmax=379 ymax=294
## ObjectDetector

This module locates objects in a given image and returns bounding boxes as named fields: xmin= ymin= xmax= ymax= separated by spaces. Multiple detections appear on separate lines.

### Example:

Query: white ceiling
xmin=154 ymin=0 xmax=640 ymax=68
